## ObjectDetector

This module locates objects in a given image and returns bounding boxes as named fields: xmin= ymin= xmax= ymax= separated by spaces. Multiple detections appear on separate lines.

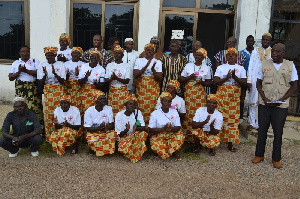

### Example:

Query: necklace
xmin=194 ymin=63 xmax=202 ymax=73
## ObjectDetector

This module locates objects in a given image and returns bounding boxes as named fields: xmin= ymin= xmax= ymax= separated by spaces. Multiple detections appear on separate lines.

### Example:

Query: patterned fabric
xmin=192 ymin=128 xmax=220 ymax=149
xmin=108 ymin=86 xmax=129 ymax=116
xmin=150 ymin=130 xmax=185 ymax=159
xmin=258 ymin=47 xmax=272 ymax=62
xmin=118 ymin=131 xmax=148 ymax=163
xmin=144 ymin=43 xmax=156 ymax=52
xmin=44 ymin=84 xmax=65 ymax=138
xmin=167 ymin=80 xmax=180 ymax=91
xmin=59 ymin=33 xmax=71 ymax=45
xmin=207 ymin=94 xmax=218 ymax=101
xmin=15 ymin=80 xmax=43 ymax=124
xmin=160 ymin=92 xmax=172 ymax=100
xmin=63 ymin=79 xmax=81 ymax=111
xmin=161 ymin=54 xmax=188 ymax=96
xmin=196 ymin=48 xmax=207 ymax=57
xmin=124 ymin=94 xmax=138 ymax=104
xmin=136 ymin=76 xmax=160 ymax=125
xmin=214 ymin=50 xmax=246 ymax=66
xmin=226 ymin=48 xmax=238 ymax=55
xmin=48 ymin=127 xmax=79 ymax=155
xmin=86 ymin=130 xmax=117 ymax=156
xmin=90 ymin=49 xmax=101 ymax=58
xmin=72 ymin=47 xmax=83 ymax=56
xmin=80 ymin=84 xmax=97 ymax=114
xmin=216 ymin=84 xmax=241 ymax=143
xmin=114 ymin=45 xmax=124 ymax=54
xmin=183 ymin=80 xmax=206 ymax=136
xmin=44 ymin=46 xmax=58 ymax=54
xmin=82 ymin=48 xmax=113 ymax=68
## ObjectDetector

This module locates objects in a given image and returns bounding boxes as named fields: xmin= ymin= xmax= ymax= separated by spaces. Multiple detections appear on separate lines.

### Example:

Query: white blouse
xmin=37 ymin=61 xmax=66 ymax=85
xmin=115 ymin=109 xmax=145 ymax=135
xmin=122 ymin=50 xmax=140 ymax=90
xmin=64 ymin=60 xmax=85 ymax=80
xmin=10 ymin=58 xmax=40 ymax=82
xmin=56 ymin=47 xmax=72 ymax=61
xmin=78 ymin=63 xmax=105 ymax=85
xmin=105 ymin=62 xmax=131 ymax=87
xmin=181 ymin=62 xmax=211 ymax=81
xmin=156 ymin=95 xmax=186 ymax=114
xmin=84 ymin=105 xmax=114 ymax=127
xmin=148 ymin=108 xmax=181 ymax=128
xmin=214 ymin=63 xmax=246 ymax=85
xmin=193 ymin=107 xmax=223 ymax=131
xmin=134 ymin=58 xmax=162 ymax=77
xmin=54 ymin=106 xmax=81 ymax=125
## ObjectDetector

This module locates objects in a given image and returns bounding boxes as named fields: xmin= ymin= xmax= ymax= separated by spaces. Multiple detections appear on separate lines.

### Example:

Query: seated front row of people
xmin=1 ymin=92 xmax=223 ymax=162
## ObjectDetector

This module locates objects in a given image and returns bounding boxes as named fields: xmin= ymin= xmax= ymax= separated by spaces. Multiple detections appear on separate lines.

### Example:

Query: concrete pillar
xmin=30 ymin=0 xmax=69 ymax=62
xmin=235 ymin=0 xmax=272 ymax=50
xmin=137 ymin=0 xmax=160 ymax=53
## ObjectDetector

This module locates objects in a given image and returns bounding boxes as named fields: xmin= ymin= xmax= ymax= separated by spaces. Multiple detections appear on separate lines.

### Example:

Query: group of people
xmin=1 ymin=32 xmax=297 ymax=168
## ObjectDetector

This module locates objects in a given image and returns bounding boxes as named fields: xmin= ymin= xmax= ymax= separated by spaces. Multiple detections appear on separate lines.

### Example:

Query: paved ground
xmin=0 ymin=104 xmax=300 ymax=198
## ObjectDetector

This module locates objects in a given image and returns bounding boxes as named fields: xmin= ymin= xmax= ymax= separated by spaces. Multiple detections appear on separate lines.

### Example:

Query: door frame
xmin=158 ymin=0 xmax=237 ymax=52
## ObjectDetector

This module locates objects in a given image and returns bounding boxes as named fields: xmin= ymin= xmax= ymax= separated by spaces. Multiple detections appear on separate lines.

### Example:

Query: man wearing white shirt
xmin=247 ymin=33 xmax=272 ymax=130
xmin=122 ymin=38 xmax=140 ymax=93
xmin=252 ymin=43 xmax=298 ymax=169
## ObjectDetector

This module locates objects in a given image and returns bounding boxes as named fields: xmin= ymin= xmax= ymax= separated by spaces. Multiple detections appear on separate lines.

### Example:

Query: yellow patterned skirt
xmin=86 ymin=130 xmax=118 ymax=156
xmin=44 ymin=84 xmax=65 ymax=138
xmin=192 ymin=129 xmax=220 ymax=149
xmin=183 ymin=80 xmax=206 ymax=140
xmin=216 ymin=84 xmax=240 ymax=143
xmin=15 ymin=80 xmax=43 ymax=124
xmin=136 ymin=76 xmax=160 ymax=126
xmin=108 ymin=86 xmax=129 ymax=116
xmin=63 ymin=78 xmax=82 ymax=111
xmin=150 ymin=130 xmax=185 ymax=159
xmin=47 ymin=127 xmax=79 ymax=155
xmin=118 ymin=131 xmax=148 ymax=163
xmin=81 ymin=84 xmax=97 ymax=114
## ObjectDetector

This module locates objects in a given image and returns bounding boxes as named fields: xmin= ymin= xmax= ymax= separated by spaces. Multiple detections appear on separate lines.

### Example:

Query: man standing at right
xmin=247 ymin=33 xmax=272 ymax=130
xmin=252 ymin=43 xmax=298 ymax=169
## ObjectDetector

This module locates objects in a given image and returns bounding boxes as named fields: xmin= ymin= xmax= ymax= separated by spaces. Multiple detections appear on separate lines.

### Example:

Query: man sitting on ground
xmin=0 ymin=97 xmax=43 ymax=157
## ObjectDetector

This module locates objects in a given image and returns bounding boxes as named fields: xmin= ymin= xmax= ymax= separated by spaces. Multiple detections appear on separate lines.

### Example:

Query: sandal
xmin=173 ymin=153 xmax=182 ymax=160
xmin=71 ymin=149 xmax=78 ymax=155
xmin=209 ymin=149 xmax=216 ymax=156
xmin=228 ymin=145 xmax=237 ymax=152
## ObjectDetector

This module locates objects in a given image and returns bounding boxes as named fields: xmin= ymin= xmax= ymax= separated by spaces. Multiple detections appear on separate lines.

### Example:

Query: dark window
xmin=73 ymin=3 xmax=102 ymax=51
xmin=0 ymin=1 xmax=25 ymax=59
xmin=163 ymin=0 xmax=196 ymax=8
xmin=164 ymin=14 xmax=194 ymax=56
xmin=200 ymin=0 xmax=235 ymax=10
xmin=104 ymin=4 xmax=134 ymax=49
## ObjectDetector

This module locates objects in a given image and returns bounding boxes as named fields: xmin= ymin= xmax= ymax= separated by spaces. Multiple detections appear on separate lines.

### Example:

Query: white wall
xmin=0 ymin=64 xmax=15 ymax=103
xmin=30 ymin=0 xmax=70 ymax=62
xmin=236 ymin=0 xmax=272 ymax=50
xmin=137 ymin=0 xmax=160 ymax=52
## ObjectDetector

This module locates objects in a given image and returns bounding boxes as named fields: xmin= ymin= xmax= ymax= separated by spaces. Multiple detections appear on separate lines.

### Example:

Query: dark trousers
xmin=255 ymin=105 xmax=288 ymax=161
xmin=0 ymin=135 xmax=43 ymax=154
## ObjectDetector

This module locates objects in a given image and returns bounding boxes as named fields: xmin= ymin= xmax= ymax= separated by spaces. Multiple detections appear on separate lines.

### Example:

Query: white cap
xmin=124 ymin=38 xmax=134 ymax=43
